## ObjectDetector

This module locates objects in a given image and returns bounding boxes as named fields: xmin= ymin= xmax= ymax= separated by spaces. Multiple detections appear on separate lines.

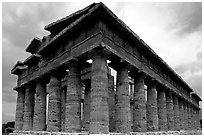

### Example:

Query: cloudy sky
xmin=2 ymin=2 xmax=202 ymax=123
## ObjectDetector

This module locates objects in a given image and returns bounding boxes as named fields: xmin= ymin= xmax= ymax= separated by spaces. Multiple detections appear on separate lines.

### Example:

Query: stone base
xmin=10 ymin=130 xmax=202 ymax=135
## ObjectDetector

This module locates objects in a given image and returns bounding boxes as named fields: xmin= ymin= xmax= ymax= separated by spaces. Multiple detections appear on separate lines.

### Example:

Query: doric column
xmin=192 ymin=106 xmax=196 ymax=130
xmin=23 ymin=84 xmax=35 ymax=131
xmin=183 ymin=101 xmax=188 ymax=130
xmin=108 ymin=74 xmax=115 ymax=132
xmin=47 ymin=75 xmax=61 ymax=132
xmin=61 ymin=86 xmax=66 ymax=132
xmin=146 ymin=79 xmax=159 ymax=131
xmin=173 ymin=94 xmax=180 ymax=131
xmin=33 ymin=79 xmax=47 ymax=131
xmin=166 ymin=90 xmax=174 ymax=131
xmin=115 ymin=63 xmax=131 ymax=133
xmin=179 ymin=98 xmax=184 ymax=130
xmin=157 ymin=86 xmax=168 ymax=131
xmin=187 ymin=103 xmax=191 ymax=130
xmin=196 ymin=108 xmax=200 ymax=130
xmin=133 ymin=72 xmax=147 ymax=132
xmin=82 ymin=81 xmax=91 ymax=131
xmin=65 ymin=64 xmax=82 ymax=132
xmin=14 ymin=87 xmax=25 ymax=131
xmin=89 ymin=53 xmax=109 ymax=134
xmin=189 ymin=104 xmax=193 ymax=130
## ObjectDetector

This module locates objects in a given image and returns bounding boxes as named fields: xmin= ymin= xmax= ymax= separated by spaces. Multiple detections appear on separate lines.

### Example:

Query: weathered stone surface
xmin=115 ymin=65 xmax=131 ymax=133
xmin=173 ymin=94 xmax=180 ymax=131
xmin=179 ymin=98 xmax=184 ymax=130
xmin=23 ymin=86 xmax=35 ymax=131
xmin=82 ymin=82 xmax=91 ymax=131
xmin=166 ymin=90 xmax=174 ymax=131
xmin=47 ymin=76 xmax=61 ymax=132
xmin=146 ymin=80 xmax=158 ymax=131
xmin=89 ymin=54 xmax=109 ymax=134
xmin=183 ymin=101 xmax=188 ymax=130
xmin=15 ymin=89 xmax=25 ymax=131
xmin=157 ymin=86 xmax=167 ymax=131
xmin=108 ymin=75 xmax=115 ymax=132
xmin=33 ymin=80 xmax=47 ymax=131
xmin=60 ymin=87 xmax=66 ymax=132
xmin=133 ymin=73 xmax=147 ymax=132
xmin=187 ymin=103 xmax=191 ymax=130
xmin=65 ymin=65 xmax=82 ymax=132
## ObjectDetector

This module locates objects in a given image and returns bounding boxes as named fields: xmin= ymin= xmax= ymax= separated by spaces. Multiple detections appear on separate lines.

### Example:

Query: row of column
xmin=14 ymin=53 xmax=201 ymax=133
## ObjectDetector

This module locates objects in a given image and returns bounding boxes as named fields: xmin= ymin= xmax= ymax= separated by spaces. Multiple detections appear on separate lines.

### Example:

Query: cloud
xmin=163 ymin=2 xmax=202 ymax=36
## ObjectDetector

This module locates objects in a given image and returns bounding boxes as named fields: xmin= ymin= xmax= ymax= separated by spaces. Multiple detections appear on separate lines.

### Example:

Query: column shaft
xmin=14 ymin=89 xmax=25 ymax=131
xmin=47 ymin=76 xmax=61 ymax=132
xmin=82 ymin=83 xmax=91 ymax=131
xmin=115 ymin=66 xmax=131 ymax=133
xmin=61 ymin=87 xmax=66 ymax=132
xmin=146 ymin=80 xmax=158 ymax=131
xmin=89 ymin=55 xmax=109 ymax=134
xmin=173 ymin=94 xmax=180 ymax=131
xmin=179 ymin=99 xmax=184 ymax=130
xmin=108 ymin=75 xmax=115 ymax=132
xmin=33 ymin=81 xmax=47 ymax=131
xmin=133 ymin=73 xmax=147 ymax=132
xmin=183 ymin=101 xmax=188 ymax=130
xmin=166 ymin=91 xmax=174 ymax=131
xmin=65 ymin=65 xmax=82 ymax=132
xmin=187 ymin=103 xmax=191 ymax=130
xmin=23 ymin=86 xmax=35 ymax=131
xmin=157 ymin=87 xmax=167 ymax=131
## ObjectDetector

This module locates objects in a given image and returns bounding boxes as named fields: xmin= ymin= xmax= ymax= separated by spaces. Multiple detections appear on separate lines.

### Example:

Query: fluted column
xmin=196 ymin=108 xmax=200 ymax=130
xmin=133 ymin=72 xmax=147 ymax=132
xmin=33 ymin=79 xmax=47 ymax=131
xmin=61 ymin=86 xmax=66 ymax=132
xmin=183 ymin=101 xmax=188 ymax=130
xmin=108 ymin=74 xmax=115 ymax=132
xmin=173 ymin=94 xmax=180 ymax=131
xmin=23 ymin=85 xmax=35 ymax=131
xmin=47 ymin=75 xmax=61 ymax=132
xmin=189 ymin=104 xmax=193 ymax=130
xmin=89 ymin=53 xmax=109 ymax=134
xmin=14 ymin=88 xmax=25 ymax=131
xmin=115 ymin=64 xmax=131 ymax=133
xmin=179 ymin=98 xmax=184 ymax=130
xmin=166 ymin=90 xmax=174 ymax=131
xmin=82 ymin=81 xmax=91 ymax=131
xmin=65 ymin=64 xmax=82 ymax=132
xmin=187 ymin=103 xmax=191 ymax=130
xmin=157 ymin=86 xmax=168 ymax=131
xmin=146 ymin=79 xmax=159 ymax=131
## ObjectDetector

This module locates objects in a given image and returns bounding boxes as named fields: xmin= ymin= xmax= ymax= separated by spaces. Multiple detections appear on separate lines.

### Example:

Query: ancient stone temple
xmin=11 ymin=2 xmax=201 ymax=135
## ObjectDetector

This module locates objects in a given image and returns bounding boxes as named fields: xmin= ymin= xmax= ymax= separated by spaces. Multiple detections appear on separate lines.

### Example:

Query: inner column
xmin=115 ymin=63 xmax=131 ymax=133
xmin=89 ymin=53 xmax=109 ymax=134
xmin=65 ymin=64 xmax=82 ymax=132
xmin=82 ymin=81 xmax=91 ymax=131
xmin=133 ymin=72 xmax=147 ymax=132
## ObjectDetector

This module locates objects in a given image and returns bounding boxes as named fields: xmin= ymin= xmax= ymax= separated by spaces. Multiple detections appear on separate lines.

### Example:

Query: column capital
xmin=145 ymin=77 xmax=159 ymax=88
xmin=88 ymin=48 xmax=107 ymax=60
xmin=48 ymin=68 xmax=65 ymax=79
